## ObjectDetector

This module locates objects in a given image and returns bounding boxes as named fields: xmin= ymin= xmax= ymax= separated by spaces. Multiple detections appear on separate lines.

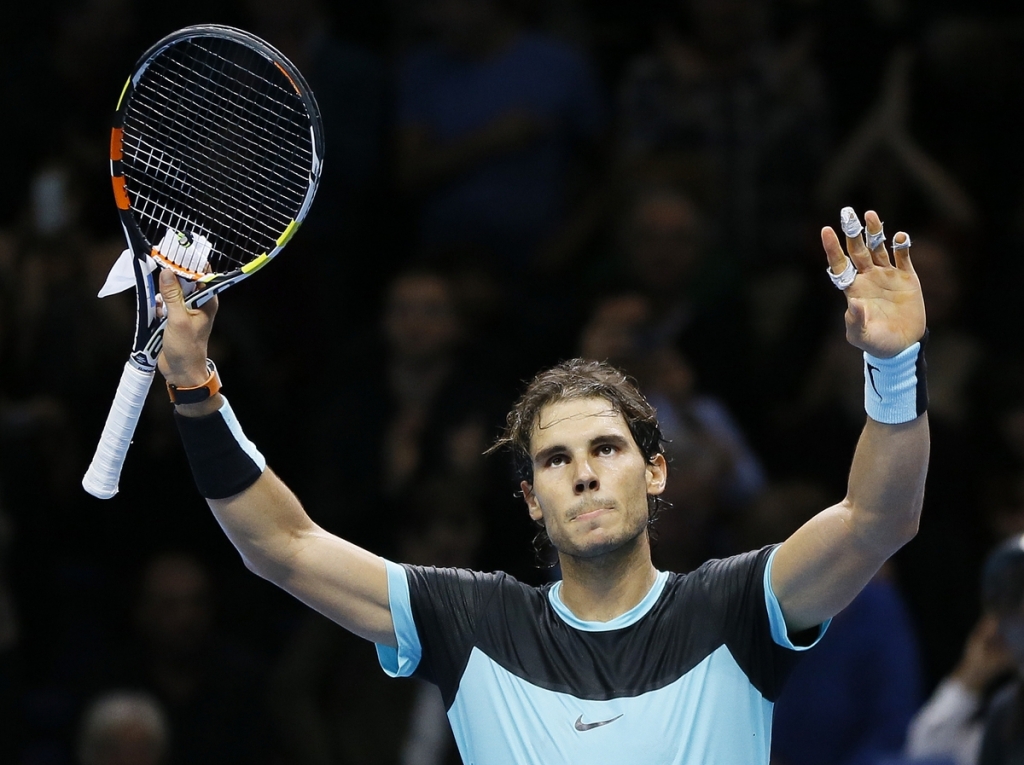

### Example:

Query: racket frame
xmin=82 ymin=24 xmax=324 ymax=499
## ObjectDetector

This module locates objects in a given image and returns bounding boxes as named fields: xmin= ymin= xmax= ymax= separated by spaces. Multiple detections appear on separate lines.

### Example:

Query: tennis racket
xmin=82 ymin=24 xmax=324 ymax=499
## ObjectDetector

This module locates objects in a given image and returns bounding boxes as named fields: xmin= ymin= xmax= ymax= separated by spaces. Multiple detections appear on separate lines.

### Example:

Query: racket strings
xmin=133 ymin=41 xmax=307 ymax=233
xmin=125 ymin=50 xmax=307 ymax=264
xmin=120 ymin=36 xmax=314 ymax=273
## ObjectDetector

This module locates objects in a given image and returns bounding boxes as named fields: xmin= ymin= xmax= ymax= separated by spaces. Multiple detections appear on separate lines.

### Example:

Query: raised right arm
xmin=155 ymin=269 xmax=396 ymax=647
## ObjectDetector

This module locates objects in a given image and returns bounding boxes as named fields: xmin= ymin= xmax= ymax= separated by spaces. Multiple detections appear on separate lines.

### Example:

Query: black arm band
xmin=174 ymin=396 xmax=266 ymax=499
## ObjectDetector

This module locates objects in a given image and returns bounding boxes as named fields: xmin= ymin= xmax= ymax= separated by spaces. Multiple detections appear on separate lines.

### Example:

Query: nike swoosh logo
xmin=574 ymin=714 xmax=623 ymax=731
xmin=866 ymin=363 xmax=882 ymax=400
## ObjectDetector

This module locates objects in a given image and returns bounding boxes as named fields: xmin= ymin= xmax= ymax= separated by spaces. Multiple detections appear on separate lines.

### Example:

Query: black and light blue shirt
xmin=377 ymin=545 xmax=825 ymax=764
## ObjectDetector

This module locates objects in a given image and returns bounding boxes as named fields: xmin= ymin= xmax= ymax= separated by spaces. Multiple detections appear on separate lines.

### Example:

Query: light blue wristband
xmin=863 ymin=332 xmax=928 ymax=424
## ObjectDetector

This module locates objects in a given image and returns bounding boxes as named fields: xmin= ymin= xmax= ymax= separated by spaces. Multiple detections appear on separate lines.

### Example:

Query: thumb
xmin=158 ymin=268 xmax=186 ymax=313
xmin=846 ymin=298 xmax=866 ymax=326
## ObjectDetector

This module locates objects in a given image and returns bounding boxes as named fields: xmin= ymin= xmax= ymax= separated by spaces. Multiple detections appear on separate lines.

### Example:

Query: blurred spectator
xmin=76 ymin=691 xmax=169 ymax=765
xmin=99 ymin=552 xmax=272 ymax=765
xmin=395 ymin=0 xmax=607 ymax=276
xmin=973 ymin=534 xmax=1024 ymax=764
xmin=913 ymin=16 xmax=1024 ymax=242
xmin=616 ymin=0 xmax=829 ymax=273
xmin=816 ymin=48 xmax=978 ymax=231
xmin=904 ymin=614 xmax=1014 ymax=765
xmin=601 ymin=184 xmax=755 ymax=416
xmin=310 ymin=266 xmax=514 ymax=568
xmin=242 ymin=0 xmax=391 ymax=299
xmin=267 ymin=478 xmax=480 ymax=765
xmin=738 ymin=480 xmax=923 ymax=765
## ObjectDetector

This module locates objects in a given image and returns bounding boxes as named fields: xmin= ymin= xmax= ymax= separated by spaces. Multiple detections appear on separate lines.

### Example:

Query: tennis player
xmin=156 ymin=208 xmax=928 ymax=764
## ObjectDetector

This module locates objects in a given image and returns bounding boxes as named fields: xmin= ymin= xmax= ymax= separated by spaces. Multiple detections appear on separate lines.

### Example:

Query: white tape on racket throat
xmin=155 ymin=228 xmax=213 ymax=274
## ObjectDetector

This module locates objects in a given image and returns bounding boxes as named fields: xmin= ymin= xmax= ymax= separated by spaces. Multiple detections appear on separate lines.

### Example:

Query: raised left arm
xmin=770 ymin=208 xmax=929 ymax=632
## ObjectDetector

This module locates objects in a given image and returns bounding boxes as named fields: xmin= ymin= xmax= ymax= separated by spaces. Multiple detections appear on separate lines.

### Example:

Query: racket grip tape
xmin=82 ymin=361 xmax=156 ymax=499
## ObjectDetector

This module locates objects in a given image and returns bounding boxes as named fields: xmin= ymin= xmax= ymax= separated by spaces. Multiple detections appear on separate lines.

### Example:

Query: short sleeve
xmin=692 ymin=546 xmax=817 ymax=701
xmin=393 ymin=564 xmax=506 ymax=704
xmin=375 ymin=559 xmax=422 ymax=677
xmin=763 ymin=545 xmax=830 ymax=650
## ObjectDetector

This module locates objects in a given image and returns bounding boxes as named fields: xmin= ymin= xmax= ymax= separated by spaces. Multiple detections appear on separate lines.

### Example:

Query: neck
xmin=556 ymin=533 xmax=658 ymax=622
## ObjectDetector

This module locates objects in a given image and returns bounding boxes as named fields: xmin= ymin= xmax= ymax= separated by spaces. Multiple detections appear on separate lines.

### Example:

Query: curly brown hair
xmin=487 ymin=359 xmax=668 ymax=563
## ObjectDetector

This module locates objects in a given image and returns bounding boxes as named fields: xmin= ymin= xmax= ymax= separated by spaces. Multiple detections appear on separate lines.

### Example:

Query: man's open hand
xmin=823 ymin=208 xmax=926 ymax=358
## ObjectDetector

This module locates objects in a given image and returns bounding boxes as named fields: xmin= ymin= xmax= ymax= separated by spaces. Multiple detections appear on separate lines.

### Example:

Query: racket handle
xmin=82 ymin=361 xmax=156 ymax=499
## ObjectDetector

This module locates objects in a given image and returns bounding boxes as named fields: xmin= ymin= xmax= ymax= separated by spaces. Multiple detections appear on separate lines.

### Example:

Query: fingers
xmin=158 ymin=268 xmax=186 ymax=313
xmin=891 ymin=231 xmax=914 ymax=272
xmin=841 ymin=208 xmax=873 ymax=271
xmin=834 ymin=207 xmax=904 ymax=271
xmin=821 ymin=226 xmax=849 ymax=275
xmin=158 ymin=268 xmax=218 ymax=320
xmin=862 ymin=210 xmax=891 ymax=267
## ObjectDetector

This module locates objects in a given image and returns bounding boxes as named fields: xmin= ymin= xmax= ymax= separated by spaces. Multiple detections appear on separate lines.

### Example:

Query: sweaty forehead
xmin=531 ymin=398 xmax=629 ymax=448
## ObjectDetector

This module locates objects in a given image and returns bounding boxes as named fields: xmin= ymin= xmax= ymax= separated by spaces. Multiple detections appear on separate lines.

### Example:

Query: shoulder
xmin=403 ymin=564 xmax=544 ymax=607
xmin=688 ymin=547 xmax=773 ymax=588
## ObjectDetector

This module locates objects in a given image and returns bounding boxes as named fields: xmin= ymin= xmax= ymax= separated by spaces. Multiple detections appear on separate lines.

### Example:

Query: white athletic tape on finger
xmin=892 ymin=234 xmax=912 ymax=251
xmin=98 ymin=248 xmax=157 ymax=298
xmin=866 ymin=224 xmax=886 ymax=250
xmin=840 ymin=207 xmax=864 ymax=239
xmin=155 ymin=228 xmax=212 ymax=274
xmin=827 ymin=257 xmax=857 ymax=290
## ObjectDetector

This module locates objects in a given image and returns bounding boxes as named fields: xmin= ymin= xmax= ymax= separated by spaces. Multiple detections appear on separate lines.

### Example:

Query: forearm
xmin=177 ymin=394 xmax=319 ymax=578
xmin=209 ymin=468 xmax=319 ymax=579
xmin=845 ymin=413 xmax=929 ymax=554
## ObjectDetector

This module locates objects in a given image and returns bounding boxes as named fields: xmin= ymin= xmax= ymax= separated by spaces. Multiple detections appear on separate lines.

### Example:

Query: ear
xmin=520 ymin=480 xmax=543 ymax=522
xmin=646 ymin=453 xmax=667 ymax=496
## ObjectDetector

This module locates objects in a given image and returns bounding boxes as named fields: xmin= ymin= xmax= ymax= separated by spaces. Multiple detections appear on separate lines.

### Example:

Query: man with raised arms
xmin=155 ymin=207 xmax=928 ymax=764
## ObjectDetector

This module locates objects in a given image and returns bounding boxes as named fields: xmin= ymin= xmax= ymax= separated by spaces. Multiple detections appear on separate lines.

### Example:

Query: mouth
xmin=570 ymin=501 xmax=615 ymax=522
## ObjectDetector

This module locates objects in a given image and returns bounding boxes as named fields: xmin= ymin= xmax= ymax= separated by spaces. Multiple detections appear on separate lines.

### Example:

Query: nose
xmin=573 ymin=460 xmax=599 ymax=495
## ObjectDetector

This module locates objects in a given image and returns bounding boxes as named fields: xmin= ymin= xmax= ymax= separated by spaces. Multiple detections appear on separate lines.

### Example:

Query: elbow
xmin=239 ymin=551 xmax=275 ymax=581
xmin=850 ymin=500 xmax=922 ymax=557
xmin=885 ymin=504 xmax=922 ymax=555
xmin=895 ymin=513 xmax=920 ymax=550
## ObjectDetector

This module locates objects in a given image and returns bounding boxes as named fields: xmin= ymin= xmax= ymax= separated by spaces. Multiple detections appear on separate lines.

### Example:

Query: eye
xmin=547 ymin=454 xmax=567 ymax=467
xmin=596 ymin=444 xmax=617 ymax=456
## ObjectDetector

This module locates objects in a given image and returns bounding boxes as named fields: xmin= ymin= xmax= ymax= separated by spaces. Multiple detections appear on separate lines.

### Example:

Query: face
xmin=578 ymin=294 xmax=651 ymax=366
xmin=137 ymin=555 xmax=211 ymax=656
xmin=521 ymin=398 xmax=666 ymax=560
xmin=384 ymin=275 xmax=461 ymax=363
xmin=626 ymin=195 xmax=702 ymax=294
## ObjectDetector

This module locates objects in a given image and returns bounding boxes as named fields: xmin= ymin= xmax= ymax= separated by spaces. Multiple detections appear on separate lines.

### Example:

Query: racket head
xmin=110 ymin=24 xmax=324 ymax=283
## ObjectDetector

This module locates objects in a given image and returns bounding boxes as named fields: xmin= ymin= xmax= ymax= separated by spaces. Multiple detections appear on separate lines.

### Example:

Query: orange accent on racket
xmin=274 ymin=60 xmax=299 ymax=93
xmin=110 ymin=128 xmax=123 ymax=161
xmin=112 ymin=175 xmax=130 ymax=209
xmin=150 ymin=248 xmax=207 ymax=280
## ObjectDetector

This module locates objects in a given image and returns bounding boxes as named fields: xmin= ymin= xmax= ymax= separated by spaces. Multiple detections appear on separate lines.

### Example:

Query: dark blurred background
xmin=2 ymin=1 xmax=1024 ymax=764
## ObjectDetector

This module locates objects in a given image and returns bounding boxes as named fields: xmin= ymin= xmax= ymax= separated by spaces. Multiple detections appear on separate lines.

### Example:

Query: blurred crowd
xmin=3 ymin=0 xmax=1024 ymax=763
